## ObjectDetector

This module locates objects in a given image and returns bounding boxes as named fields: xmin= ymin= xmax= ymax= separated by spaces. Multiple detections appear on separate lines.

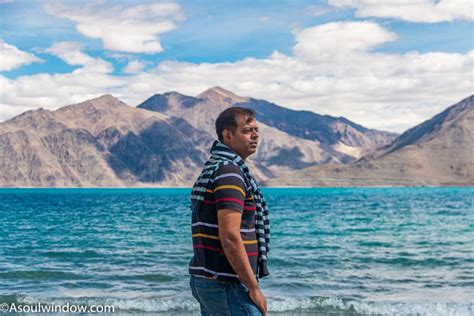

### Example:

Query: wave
xmin=1 ymin=294 xmax=473 ymax=315
xmin=268 ymin=296 xmax=474 ymax=315
xmin=0 ymin=270 xmax=85 ymax=281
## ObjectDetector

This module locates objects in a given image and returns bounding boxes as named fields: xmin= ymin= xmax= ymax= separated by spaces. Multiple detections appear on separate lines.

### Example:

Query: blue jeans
xmin=190 ymin=275 xmax=263 ymax=316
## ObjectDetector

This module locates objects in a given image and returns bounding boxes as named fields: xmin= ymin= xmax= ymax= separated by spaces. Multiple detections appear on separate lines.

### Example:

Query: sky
xmin=0 ymin=0 xmax=473 ymax=133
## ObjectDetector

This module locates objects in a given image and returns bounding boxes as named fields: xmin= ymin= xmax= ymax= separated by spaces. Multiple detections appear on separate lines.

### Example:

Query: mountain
xmin=138 ymin=87 xmax=397 ymax=179
xmin=233 ymin=97 xmax=397 ymax=154
xmin=197 ymin=86 xmax=248 ymax=105
xmin=0 ymin=95 xmax=212 ymax=187
xmin=264 ymin=95 xmax=474 ymax=186
xmin=2 ymin=90 xmax=470 ymax=187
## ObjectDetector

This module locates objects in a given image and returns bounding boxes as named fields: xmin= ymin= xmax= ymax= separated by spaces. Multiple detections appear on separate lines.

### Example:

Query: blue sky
xmin=0 ymin=0 xmax=473 ymax=132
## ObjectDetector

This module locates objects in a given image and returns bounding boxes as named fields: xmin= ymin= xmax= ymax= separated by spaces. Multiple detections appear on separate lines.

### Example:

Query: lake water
xmin=0 ymin=188 xmax=473 ymax=315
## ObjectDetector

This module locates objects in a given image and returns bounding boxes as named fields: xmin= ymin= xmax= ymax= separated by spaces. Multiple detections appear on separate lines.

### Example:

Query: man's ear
xmin=223 ymin=129 xmax=232 ymax=143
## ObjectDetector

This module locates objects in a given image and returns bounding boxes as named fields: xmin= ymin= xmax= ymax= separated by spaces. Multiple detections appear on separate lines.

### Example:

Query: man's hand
xmin=249 ymin=287 xmax=267 ymax=315
xmin=218 ymin=209 xmax=266 ymax=314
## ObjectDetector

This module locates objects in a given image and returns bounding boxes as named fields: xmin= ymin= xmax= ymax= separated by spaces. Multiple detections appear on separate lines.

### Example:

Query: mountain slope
xmin=375 ymin=95 xmax=473 ymax=157
xmin=138 ymin=87 xmax=355 ymax=179
xmin=2 ymin=92 xmax=470 ymax=187
xmin=138 ymin=87 xmax=396 ymax=171
xmin=234 ymin=98 xmax=395 ymax=146
xmin=0 ymin=95 xmax=212 ymax=187
xmin=264 ymin=95 xmax=474 ymax=186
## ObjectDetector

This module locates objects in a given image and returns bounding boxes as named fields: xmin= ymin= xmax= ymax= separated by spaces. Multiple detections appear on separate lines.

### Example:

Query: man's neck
xmin=222 ymin=141 xmax=246 ymax=160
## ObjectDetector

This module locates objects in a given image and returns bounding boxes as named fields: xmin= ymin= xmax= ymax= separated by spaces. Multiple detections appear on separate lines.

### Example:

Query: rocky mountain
xmin=138 ymin=87 xmax=397 ymax=179
xmin=1 ymin=90 xmax=469 ymax=187
xmin=0 ymin=95 xmax=212 ymax=187
xmin=264 ymin=95 xmax=474 ymax=186
xmin=233 ymin=96 xmax=398 ymax=156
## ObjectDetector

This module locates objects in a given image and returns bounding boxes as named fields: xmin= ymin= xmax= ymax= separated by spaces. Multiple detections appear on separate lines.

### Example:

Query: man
xmin=189 ymin=107 xmax=270 ymax=316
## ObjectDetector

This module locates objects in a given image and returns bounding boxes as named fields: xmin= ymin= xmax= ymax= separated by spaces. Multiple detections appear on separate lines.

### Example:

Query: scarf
xmin=191 ymin=140 xmax=270 ymax=278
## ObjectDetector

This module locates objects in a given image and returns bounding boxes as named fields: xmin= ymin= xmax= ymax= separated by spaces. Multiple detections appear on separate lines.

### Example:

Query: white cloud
xmin=0 ymin=39 xmax=41 ymax=71
xmin=293 ymin=22 xmax=398 ymax=61
xmin=44 ymin=41 xmax=113 ymax=73
xmin=123 ymin=60 xmax=148 ymax=74
xmin=1 ymin=21 xmax=472 ymax=133
xmin=43 ymin=1 xmax=184 ymax=53
xmin=328 ymin=0 xmax=474 ymax=22
xmin=0 ymin=43 xmax=121 ymax=111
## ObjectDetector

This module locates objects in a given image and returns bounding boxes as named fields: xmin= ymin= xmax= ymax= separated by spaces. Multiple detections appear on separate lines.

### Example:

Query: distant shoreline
xmin=1 ymin=185 xmax=473 ymax=189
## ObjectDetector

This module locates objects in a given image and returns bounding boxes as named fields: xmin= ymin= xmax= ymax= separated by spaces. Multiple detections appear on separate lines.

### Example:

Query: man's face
xmin=224 ymin=116 xmax=259 ymax=160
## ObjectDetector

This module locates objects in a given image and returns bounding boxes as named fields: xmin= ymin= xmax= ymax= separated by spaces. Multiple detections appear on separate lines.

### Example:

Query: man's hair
xmin=215 ymin=107 xmax=256 ymax=142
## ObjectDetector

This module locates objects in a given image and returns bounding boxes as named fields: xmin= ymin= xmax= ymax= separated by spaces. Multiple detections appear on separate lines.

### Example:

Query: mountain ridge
xmin=264 ymin=95 xmax=474 ymax=186
xmin=375 ymin=95 xmax=473 ymax=157
xmin=138 ymin=88 xmax=397 ymax=163
xmin=0 ymin=95 xmax=211 ymax=187
xmin=1 ymin=90 xmax=471 ymax=187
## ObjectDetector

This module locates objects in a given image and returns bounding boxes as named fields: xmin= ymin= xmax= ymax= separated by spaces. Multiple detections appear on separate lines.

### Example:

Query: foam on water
xmin=2 ymin=294 xmax=473 ymax=315
xmin=268 ymin=296 xmax=474 ymax=316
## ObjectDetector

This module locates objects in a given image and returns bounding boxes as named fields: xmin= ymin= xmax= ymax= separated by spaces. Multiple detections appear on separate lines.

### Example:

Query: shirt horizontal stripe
xmin=192 ymin=222 xmax=218 ymax=228
xmin=243 ymin=240 xmax=258 ymax=245
xmin=213 ymin=173 xmax=246 ymax=186
xmin=192 ymin=233 xmax=219 ymax=240
xmin=240 ymin=228 xmax=256 ymax=233
xmin=193 ymin=244 xmax=258 ymax=256
xmin=215 ymin=197 xmax=244 ymax=206
xmin=193 ymin=244 xmax=224 ymax=253
xmin=192 ymin=222 xmax=255 ymax=233
xmin=214 ymin=185 xmax=245 ymax=197
xmin=193 ymin=233 xmax=257 ymax=245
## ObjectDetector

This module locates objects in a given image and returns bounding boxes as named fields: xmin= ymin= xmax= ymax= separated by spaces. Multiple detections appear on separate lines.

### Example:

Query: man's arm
xmin=218 ymin=209 xmax=267 ymax=315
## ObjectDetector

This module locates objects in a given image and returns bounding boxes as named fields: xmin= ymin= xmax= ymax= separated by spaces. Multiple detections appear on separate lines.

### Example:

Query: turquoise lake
xmin=0 ymin=188 xmax=473 ymax=315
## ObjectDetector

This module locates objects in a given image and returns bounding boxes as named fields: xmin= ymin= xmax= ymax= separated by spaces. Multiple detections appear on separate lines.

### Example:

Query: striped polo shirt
xmin=189 ymin=164 xmax=258 ymax=282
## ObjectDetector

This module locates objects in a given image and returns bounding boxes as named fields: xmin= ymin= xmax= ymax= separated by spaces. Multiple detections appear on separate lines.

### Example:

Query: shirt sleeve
xmin=212 ymin=164 xmax=247 ymax=213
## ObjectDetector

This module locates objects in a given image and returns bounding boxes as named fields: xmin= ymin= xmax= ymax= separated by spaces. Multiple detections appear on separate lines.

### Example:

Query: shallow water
xmin=0 ymin=187 xmax=473 ymax=315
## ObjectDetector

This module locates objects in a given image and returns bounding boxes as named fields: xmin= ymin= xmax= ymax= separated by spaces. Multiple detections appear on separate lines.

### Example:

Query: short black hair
xmin=215 ymin=107 xmax=256 ymax=142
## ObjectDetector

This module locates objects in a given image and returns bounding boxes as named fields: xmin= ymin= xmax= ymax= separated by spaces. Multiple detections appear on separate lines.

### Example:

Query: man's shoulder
xmin=214 ymin=163 xmax=244 ymax=177
xmin=212 ymin=163 xmax=247 ymax=191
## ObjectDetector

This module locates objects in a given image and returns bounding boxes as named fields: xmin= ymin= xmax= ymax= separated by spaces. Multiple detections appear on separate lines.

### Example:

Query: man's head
xmin=215 ymin=107 xmax=259 ymax=160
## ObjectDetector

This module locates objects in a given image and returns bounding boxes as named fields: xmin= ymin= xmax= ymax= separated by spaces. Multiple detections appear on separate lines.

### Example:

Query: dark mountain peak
xmin=235 ymin=97 xmax=397 ymax=149
xmin=138 ymin=91 xmax=200 ymax=112
xmin=196 ymin=86 xmax=248 ymax=104
xmin=163 ymin=91 xmax=187 ymax=98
